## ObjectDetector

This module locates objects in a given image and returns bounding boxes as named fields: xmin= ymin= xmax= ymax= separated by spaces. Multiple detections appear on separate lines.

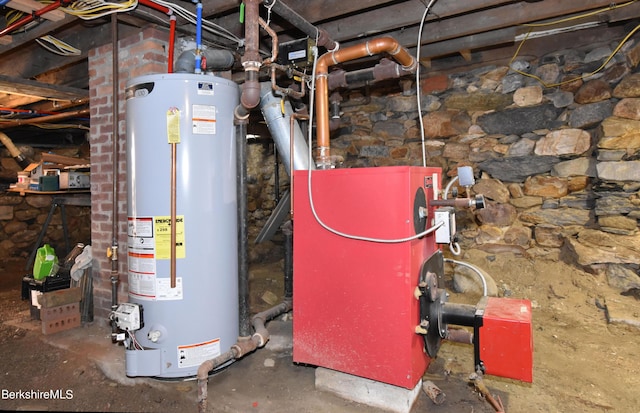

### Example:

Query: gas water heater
xmin=118 ymin=73 xmax=239 ymax=378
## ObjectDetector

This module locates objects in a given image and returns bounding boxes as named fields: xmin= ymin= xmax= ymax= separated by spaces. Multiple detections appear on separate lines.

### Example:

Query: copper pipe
xmin=315 ymin=36 xmax=417 ymax=168
xmin=259 ymin=17 xmax=278 ymax=65
xmin=290 ymin=112 xmax=309 ymax=219
xmin=170 ymin=142 xmax=177 ymax=288
xmin=271 ymin=66 xmax=306 ymax=99
xmin=470 ymin=372 xmax=506 ymax=412
xmin=0 ymin=108 xmax=90 ymax=129
xmin=168 ymin=12 xmax=177 ymax=289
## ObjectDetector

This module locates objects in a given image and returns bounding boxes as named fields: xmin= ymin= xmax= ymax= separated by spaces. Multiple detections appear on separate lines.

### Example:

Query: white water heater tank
xmin=124 ymin=73 xmax=239 ymax=378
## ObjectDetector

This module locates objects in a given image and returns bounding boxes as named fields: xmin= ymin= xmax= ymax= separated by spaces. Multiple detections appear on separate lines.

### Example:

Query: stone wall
xmin=322 ymin=38 xmax=640 ymax=292
xmin=0 ymin=147 xmax=91 ymax=264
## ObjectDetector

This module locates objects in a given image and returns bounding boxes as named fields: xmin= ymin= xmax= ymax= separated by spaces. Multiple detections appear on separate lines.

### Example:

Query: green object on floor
xmin=33 ymin=244 xmax=59 ymax=280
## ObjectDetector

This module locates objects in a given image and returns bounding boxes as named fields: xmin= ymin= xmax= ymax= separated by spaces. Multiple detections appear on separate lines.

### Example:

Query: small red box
xmin=479 ymin=297 xmax=533 ymax=382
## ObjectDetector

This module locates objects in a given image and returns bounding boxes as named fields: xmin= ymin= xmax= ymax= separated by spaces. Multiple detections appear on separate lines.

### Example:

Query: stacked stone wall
xmin=321 ymin=38 xmax=640 ymax=291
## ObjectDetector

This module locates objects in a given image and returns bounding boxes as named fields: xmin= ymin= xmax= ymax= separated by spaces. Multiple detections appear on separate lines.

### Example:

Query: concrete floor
xmin=2 ymin=311 xmax=495 ymax=413
xmin=0 ymin=259 xmax=495 ymax=413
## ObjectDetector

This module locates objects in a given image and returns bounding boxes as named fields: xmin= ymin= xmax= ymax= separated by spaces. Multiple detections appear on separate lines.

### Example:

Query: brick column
xmin=88 ymin=26 xmax=168 ymax=324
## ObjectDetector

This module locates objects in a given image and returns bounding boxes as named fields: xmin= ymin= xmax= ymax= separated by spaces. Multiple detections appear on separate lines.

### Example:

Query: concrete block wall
xmin=88 ymin=26 xmax=168 ymax=323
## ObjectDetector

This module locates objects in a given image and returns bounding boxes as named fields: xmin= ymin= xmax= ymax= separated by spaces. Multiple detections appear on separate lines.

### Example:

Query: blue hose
xmin=0 ymin=0 xmax=11 ymax=6
xmin=194 ymin=1 xmax=202 ymax=73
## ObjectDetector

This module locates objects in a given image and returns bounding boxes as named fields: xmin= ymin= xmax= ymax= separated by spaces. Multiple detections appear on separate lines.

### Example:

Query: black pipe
xmin=236 ymin=117 xmax=251 ymax=337
xmin=110 ymin=13 xmax=120 ymax=341
xmin=441 ymin=302 xmax=476 ymax=327
xmin=282 ymin=220 xmax=293 ymax=301
xmin=263 ymin=0 xmax=337 ymax=50
xmin=274 ymin=144 xmax=280 ymax=204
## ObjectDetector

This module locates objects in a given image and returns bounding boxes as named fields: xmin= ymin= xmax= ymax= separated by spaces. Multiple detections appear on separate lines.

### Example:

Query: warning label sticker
xmin=192 ymin=104 xmax=216 ymax=135
xmin=178 ymin=338 xmax=221 ymax=369
xmin=156 ymin=277 xmax=183 ymax=301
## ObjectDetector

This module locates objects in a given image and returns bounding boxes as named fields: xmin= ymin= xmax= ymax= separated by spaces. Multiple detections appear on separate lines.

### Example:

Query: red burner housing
xmin=479 ymin=297 xmax=533 ymax=383
xmin=292 ymin=166 xmax=442 ymax=389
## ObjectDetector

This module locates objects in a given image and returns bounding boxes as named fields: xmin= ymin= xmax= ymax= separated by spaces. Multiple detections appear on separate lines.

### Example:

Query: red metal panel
xmin=293 ymin=166 xmax=441 ymax=389
xmin=479 ymin=297 xmax=533 ymax=383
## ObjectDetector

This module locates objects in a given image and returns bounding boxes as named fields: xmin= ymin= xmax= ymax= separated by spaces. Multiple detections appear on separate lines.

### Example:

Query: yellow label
xmin=167 ymin=107 xmax=181 ymax=144
xmin=154 ymin=215 xmax=185 ymax=259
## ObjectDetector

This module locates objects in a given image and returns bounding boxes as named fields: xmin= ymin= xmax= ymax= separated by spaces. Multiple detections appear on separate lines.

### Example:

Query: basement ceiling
xmin=0 ymin=0 xmax=639 ymax=138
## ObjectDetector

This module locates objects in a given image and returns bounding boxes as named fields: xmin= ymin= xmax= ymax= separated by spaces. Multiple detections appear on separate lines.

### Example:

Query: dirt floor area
xmin=1 ymin=248 xmax=639 ymax=413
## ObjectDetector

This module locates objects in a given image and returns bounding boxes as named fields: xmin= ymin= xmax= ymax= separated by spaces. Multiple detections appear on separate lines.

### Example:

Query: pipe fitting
xmin=314 ymin=36 xmax=417 ymax=166
xmin=241 ymin=70 xmax=261 ymax=109
xmin=232 ymin=337 xmax=258 ymax=358
xmin=318 ymin=29 xmax=338 ymax=51
xmin=234 ymin=104 xmax=251 ymax=122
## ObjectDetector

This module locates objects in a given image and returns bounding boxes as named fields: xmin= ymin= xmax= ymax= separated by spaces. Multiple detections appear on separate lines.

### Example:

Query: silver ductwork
xmin=259 ymin=82 xmax=314 ymax=175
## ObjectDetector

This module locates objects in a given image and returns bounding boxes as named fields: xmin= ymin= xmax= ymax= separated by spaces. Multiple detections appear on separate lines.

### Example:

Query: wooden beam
xmin=459 ymin=49 xmax=472 ymax=61
xmin=0 ymin=18 xmax=71 ymax=55
xmin=418 ymin=0 xmax=640 ymax=59
xmin=6 ymin=0 xmax=66 ymax=21
xmin=316 ymin=0 xmax=517 ymax=43
xmin=341 ymin=0 xmax=640 ymax=51
xmin=0 ymin=75 xmax=88 ymax=102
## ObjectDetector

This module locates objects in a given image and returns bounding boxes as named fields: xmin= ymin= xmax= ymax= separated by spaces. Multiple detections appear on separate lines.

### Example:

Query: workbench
xmin=6 ymin=189 xmax=91 ymax=270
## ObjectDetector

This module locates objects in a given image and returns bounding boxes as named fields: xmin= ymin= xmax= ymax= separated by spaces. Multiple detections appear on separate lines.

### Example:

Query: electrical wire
xmin=306 ymin=40 xmax=444 ymax=244
xmin=36 ymin=35 xmax=82 ymax=56
xmin=61 ymin=0 xmax=138 ymax=19
xmin=415 ymin=0 xmax=438 ymax=168
xmin=444 ymin=258 xmax=488 ymax=297
xmin=127 ymin=330 xmax=144 ymax=350
xmin=56 ymin=0 xmax=242 ymax=47
xmin=510 ymin=0 xmax=640 ymax=88
xmin=522 ymin=1 xmax=637 ymax=28
xmin=151 ymin=0 xmax=242 ymax=47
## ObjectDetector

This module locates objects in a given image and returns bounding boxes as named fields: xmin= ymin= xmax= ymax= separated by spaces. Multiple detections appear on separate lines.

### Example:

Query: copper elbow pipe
xmin=315 ymin=36 xmax=417 ymax=168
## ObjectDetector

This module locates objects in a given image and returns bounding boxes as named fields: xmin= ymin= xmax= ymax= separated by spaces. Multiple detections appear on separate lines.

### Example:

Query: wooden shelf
xmin=6 ymin=188 xmax=90 ymax=196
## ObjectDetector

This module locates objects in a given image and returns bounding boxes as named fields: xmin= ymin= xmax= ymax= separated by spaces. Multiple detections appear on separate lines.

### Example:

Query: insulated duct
xmin=262 ymin=0 xmax=337 ymax=50
xmin=259 ymin=82 xmax=313 ymax=175
xmin=174 ymin=48 xmax=235 ymax=73
xmin=0 ymin=131 xmax=31 ymax=168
